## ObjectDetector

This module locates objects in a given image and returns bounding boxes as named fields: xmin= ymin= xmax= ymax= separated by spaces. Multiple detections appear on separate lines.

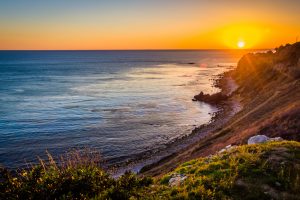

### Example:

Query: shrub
xmin=0 ymin=149 xmax=153 ymax=200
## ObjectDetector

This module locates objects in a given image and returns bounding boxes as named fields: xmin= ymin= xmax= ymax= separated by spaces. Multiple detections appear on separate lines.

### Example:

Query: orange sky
xmin=0 ymin=1 xmax=299 ymax=50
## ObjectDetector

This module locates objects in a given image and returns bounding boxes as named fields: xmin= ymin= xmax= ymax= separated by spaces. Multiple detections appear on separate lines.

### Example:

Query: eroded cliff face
xmin=236 ymin=42 xmax=300 ymax=81
xmin=190 ymin=42 xmax=300 ymax=156
xmin=227 ymin=42 xmax=300 ymax=142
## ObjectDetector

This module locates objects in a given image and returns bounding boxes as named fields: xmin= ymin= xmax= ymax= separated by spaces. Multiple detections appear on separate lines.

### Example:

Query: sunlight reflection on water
xmin=0 ymin=50 xmax=251 ymax=168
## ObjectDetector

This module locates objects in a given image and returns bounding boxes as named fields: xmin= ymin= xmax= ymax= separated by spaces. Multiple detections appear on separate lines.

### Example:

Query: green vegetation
xmin=1 ymin=141 xmax=300 ymax=199
xmin=156 ymin=141 xmax=300 ymax=199
xmin=0 ymin=150 xmax=153 ymax=200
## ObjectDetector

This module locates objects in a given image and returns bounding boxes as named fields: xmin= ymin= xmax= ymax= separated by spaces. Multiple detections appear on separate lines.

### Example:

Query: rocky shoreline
xmin=139 ymin=70 xmax=242 ymax=176
xmin=141 ymin=42 xmax=300 ymax=177
xmin=109 ymin=68 xmax=241 ymax=176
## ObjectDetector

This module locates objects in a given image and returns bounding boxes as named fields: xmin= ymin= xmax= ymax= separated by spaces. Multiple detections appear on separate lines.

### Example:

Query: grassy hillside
xmin=155 ymin=141 xmax=300 ymax=200
xmin=1 ymin=141 xmax=300 ymax=199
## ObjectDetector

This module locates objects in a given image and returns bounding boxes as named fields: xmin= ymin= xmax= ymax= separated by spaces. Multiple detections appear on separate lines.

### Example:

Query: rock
xmin=268 ymin=137 xmax=283 ymax=142
xmin=218 ymin=149 xmax=226 ymax=154
xmin=248 ymin=135 xmax=284 ymax=144
xmin=218 ymin=144 xmax=236 ymax=154
xmin=275 ymin=182 xmax=281 ymax=187
xmin=192 ymin=91 xmax=228 ymax=105
xmin=168 ymin=173 xmax=187 ymax=187
xmin=248 ymin=135 xmax=269 ymax=144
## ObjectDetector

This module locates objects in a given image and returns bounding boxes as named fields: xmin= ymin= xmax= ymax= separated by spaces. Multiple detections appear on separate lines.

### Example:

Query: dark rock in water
xmin=192 ymin=91 xmax=228 ymax=105
xmin=187 ymin=62 xmax=195 ymax=65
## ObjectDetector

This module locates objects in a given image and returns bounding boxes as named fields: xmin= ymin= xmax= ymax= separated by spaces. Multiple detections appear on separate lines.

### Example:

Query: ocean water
xmin=0 ymin=50 xmax=250 ymax=169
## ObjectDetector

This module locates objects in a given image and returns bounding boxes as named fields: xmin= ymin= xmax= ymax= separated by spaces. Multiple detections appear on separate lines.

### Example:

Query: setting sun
xmin=220 ymin=24 xmax=264 ymax=49
xmin=237 ymin=41 xmax=245 ymax=48
xmin=1 ymin=1 xmax=300 ymax=50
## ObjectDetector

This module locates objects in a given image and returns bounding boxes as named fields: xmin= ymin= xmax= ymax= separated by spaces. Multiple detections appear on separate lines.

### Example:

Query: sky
xmin=0 ymin=0 xmax=299 ymax=50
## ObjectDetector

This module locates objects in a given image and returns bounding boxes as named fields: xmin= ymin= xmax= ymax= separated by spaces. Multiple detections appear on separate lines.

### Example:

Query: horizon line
xmin=0 ymin=48 xmax=270 ymax=51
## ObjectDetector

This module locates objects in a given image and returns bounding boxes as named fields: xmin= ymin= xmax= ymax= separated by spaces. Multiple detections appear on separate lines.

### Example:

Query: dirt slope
xmin=142 ymin=42 xmax=300 ymax=176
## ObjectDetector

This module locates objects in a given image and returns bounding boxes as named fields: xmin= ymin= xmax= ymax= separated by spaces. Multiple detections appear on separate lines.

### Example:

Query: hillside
xmin=1 ymin=141 xmax=300 ymax=199
xmin=142 ymin=42 xmax=300 ymax=176
xmin=154 ymin=141 xmax=300 ymax=200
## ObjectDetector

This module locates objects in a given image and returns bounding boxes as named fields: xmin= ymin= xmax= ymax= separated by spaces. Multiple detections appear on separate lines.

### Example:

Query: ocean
xmin=0 ymin=50 xmax=251 ymax=169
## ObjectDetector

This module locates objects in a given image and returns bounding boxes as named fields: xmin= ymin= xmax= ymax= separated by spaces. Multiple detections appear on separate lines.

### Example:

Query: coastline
xmin=2 ymin=43 xmax=298 ymax=179
xmin=140 ymin=42 xmax=300 ymax=177
xmin=2 ymin=43 xmax=299 ymax=199
xmin=1 ymin=51 xmax=240 ymax=170
xmin=138 ymin=70 xmax=241 ymax=176
xmin=107 ymin=68 xmax=240 ymax=176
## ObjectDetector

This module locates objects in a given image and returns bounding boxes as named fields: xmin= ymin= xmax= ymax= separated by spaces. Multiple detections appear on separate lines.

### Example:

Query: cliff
xmin=142 ymin=42 xmax=300 ymax=176
xmin=229 ymin=42 xmax=300 ymax=141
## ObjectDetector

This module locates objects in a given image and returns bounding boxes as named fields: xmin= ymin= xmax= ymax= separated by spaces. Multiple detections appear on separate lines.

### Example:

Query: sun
xmin=221 ymin=24 xmax=264 ymax=49
xmin=237 ymin=41 xmax=245 ymax=48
